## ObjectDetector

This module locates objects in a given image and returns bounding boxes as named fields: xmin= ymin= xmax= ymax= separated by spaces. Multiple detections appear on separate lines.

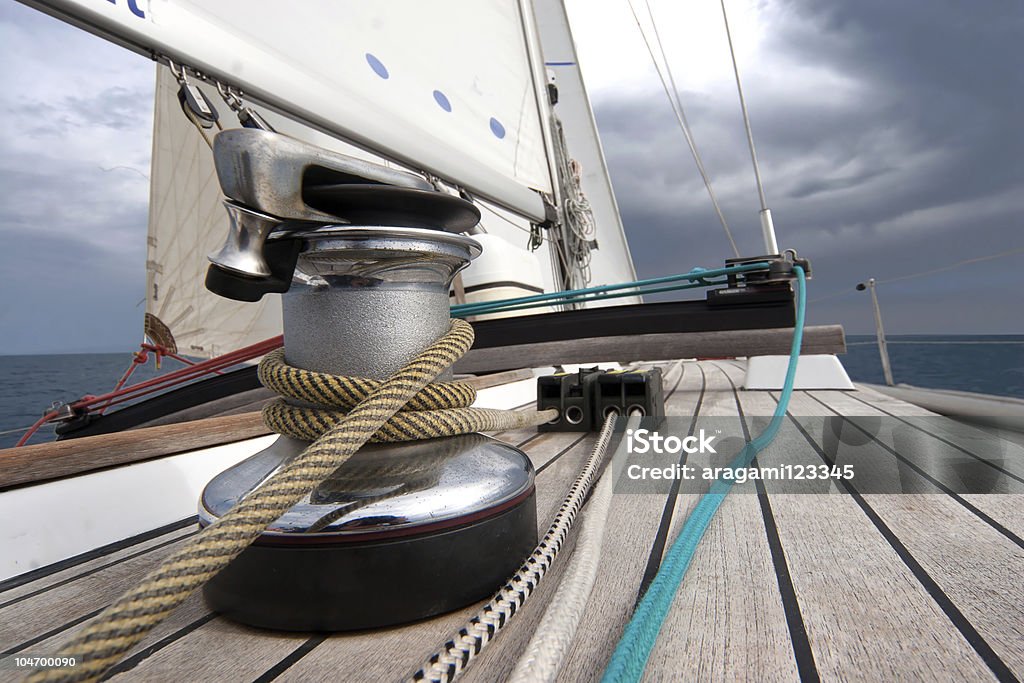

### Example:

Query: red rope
xmin=14 ymin=412 xmax=60 ymax=448
xmin=13 ymin=335 xmax=284 ymax=447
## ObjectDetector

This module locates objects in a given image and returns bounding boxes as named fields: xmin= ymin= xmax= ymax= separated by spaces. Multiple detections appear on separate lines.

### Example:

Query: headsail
xmin=146 ymin=66 xmax=282 ymax=359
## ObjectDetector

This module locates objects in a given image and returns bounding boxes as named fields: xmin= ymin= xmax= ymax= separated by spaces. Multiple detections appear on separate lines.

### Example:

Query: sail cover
xmin=24 ymin=0 xmax=555 ymax=221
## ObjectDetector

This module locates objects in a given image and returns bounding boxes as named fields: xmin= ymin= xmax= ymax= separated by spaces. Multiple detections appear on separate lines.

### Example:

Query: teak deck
xmin=1 ymin=361 xmax=1022 ymax=682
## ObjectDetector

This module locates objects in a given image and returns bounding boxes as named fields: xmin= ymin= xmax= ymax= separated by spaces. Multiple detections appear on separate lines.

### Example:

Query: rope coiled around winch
xmin=28 ymin=319 xmax=556 ymax=683
xmin=259 ymin=348 xmax=550 ymax=442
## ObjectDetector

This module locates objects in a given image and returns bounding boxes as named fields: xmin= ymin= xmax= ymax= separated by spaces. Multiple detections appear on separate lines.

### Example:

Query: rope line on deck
xmin=27 ymin=319 xmax=556 ymax=683
xmin=409 ymin=417 xmax=617 ymax=683
xmin=509 ymin=441 xmax=617 ymax=683
xmin=601 ymin=265 xmax=808 ymax=683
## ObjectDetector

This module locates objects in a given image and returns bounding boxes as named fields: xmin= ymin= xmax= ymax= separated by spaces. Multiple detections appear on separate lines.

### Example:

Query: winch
xmin=198 ymin=129 xmax=538 ymax=631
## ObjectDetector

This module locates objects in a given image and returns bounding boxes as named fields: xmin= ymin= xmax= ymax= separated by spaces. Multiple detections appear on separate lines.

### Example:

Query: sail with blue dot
xmin=43 ymin=0 xmax=556 ymax=216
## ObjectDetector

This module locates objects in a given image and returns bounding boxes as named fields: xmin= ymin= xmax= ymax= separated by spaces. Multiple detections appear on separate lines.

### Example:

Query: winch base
xmin=203 ymin=489 xmax=537 ymax=632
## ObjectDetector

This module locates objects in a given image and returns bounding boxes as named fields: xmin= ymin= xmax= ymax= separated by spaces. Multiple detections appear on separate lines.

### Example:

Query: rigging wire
xmin=627 ymin=0 xmax=740 ymax=257
xmin=809 ymin=245 xmax=1024 ymax=304
xmin=720 ymin=0 xmax=769 ymax=213
xmin=875 ymin=245 xmax=1024 ymax=286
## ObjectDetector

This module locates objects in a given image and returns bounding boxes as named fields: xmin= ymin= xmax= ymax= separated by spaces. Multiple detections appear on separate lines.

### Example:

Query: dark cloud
xmin=0 ymin=158 xmax=149 ymax=258
xmin=0 ymin=1 xmax=152 ymax=353
xmin=0 ymin=0 xmax=1020 ymax=359
xmin=4 ymin=86 xmax=152 ymax=137
xmin=0 ymin=230 xmax=144 ymax=354
xmin=594 ymin=0 xmax=1023 ymax=334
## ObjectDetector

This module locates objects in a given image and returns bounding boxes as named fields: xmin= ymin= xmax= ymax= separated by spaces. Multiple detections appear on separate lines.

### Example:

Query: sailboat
xmin=1 ymin=2 xmax=1022 ymax=682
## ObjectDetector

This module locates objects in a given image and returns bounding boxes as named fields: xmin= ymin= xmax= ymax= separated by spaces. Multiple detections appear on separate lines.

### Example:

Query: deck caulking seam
xmin=716 ymin=363 xmax=820 ymax=682
xmin=773 ymin=395 xmax=1019 ymax=683
xmin=837 ymin=390 xmax=1024 ymax=486
xmin=800 ymin=392 xmax=1024 ymax=551
xmin=635 ymin=363 xmax=705 ymax=605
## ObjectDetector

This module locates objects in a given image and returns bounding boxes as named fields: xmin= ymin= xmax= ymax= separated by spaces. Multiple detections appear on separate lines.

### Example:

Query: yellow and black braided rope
xmin=258 ymin=347 xmax=478 ymax=413
xmin=257 ymin=346 xmax=549 ymax=442
xmin=28 ymin=319 xmax=556 ymax=683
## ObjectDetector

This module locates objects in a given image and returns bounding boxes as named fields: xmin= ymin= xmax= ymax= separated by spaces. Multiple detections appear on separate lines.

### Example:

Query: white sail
xmin=146 ymin=66 xmax=282 ymax=359
xmin=146 ymin=61 xmax=584 ymax=356
xmin=25 ymin=0 xmax=556 ymax=221
xmin=534 ymin=0 xmax=640 ymax=299
xmin=114 ymin=1 xmax=642 ymax=355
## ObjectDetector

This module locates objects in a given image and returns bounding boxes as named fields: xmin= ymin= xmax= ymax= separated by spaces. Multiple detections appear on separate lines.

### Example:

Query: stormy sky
xmin=0 ymin=0 xmax=1021 ymax=354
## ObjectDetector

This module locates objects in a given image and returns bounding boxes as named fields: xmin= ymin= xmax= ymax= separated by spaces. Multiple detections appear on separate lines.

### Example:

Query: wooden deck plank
xmin=0 ymin=429 xmax=589 ymax=673
xmin=17 ymin=593 xmax=212 ymax=671
xmin=734 ymin=384 xmax=998 ymax=682
xmin=783 ymin=390 xmax=1024 ymax=679
xmin=531 ymin=363 xmax=707 ymax=682
xmin=0 ymin=531 xmax=199 ymax=652
xmin=455 ymin=366 xmax=687 ymax=682
xmin=845 ymin=383 xmax=935 ymax=415
xmin=806 ymin=390 xmax=1024 ymax=540
xmin=647 ymin=491 xmax=802 ymax=682
xmin=0 ymin=520 xmax=195 ymax=605
xmin=813 ymin=389 xmax=1024 ymax=484
xmin=104 ymin=613 xmax=309 ymax=683
xmin=0 ymin=412 xmax=273 ymax=490
xmin=5 ymin=362 xmax=1022 ymax=682
xmin=648 ymin=363 xmax=801 ymax=682
xmin=273 ymin=364 xmax=681 ymax=682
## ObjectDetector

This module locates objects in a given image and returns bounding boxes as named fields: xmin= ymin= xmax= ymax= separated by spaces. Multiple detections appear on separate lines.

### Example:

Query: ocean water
xmin=842 ymin=335 xmax=1024 ymax=398
xmin=1 ymin=335 xmax=1022 ymax=449
xmin=0 ymin=353 xmax=177 ymax=449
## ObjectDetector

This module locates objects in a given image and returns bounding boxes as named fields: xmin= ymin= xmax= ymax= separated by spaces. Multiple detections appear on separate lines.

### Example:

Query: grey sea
xmin=1 ymin=335 xmax=1022 ymax=449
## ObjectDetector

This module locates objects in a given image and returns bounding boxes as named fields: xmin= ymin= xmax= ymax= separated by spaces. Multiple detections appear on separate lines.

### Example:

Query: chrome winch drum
xmin=199 ymin=131 xmax=538 ymax=631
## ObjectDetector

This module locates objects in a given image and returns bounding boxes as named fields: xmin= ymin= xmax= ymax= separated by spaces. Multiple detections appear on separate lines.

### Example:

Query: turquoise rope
xmin=601 ymin=265 xmax=807 ymax=683
xmin=450 ymin=262 xmax=769 ymax=318
xmin=452 ymin=279 xmax=721 ymax=318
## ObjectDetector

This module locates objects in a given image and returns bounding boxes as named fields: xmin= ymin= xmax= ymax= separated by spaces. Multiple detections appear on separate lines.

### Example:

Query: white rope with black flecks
xmin=409 ymin=416 xmax=617 ymax=683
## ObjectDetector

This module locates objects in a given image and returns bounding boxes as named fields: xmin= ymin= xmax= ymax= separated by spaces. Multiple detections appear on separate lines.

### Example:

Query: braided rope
xmin=258 ymin=348 xmax=477 ymax=412
xmin=28 ymin=319 xmax=553 ymax=683
xmin=410 ymin=416 xmax=617 ymax=683
xmin=258 ymin=348 xmax=553 ymax=442
xmin=510 ymin=459 xmax=615 ymax=683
